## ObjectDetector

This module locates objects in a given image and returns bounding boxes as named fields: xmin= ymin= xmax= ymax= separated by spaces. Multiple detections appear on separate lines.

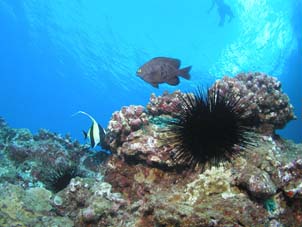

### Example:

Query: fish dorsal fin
xmin=82 ymin=130 xmax=88 ymax=139
xmin=72 ymin=111 xmax=98 ymax=125
xmin=98 ymin=123 xmax=106 ymax=136
xmin=153 ymin=57 xmax=181 ymax=68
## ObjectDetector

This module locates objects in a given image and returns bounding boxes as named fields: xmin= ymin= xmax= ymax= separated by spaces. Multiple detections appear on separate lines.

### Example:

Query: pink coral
xmin=146 ymin=90 xmax=187 ymax=117
xmin=106 ymin=105 xmax=149 ymax=150
xmin=209 ymin=72 xmax=296 ymax=131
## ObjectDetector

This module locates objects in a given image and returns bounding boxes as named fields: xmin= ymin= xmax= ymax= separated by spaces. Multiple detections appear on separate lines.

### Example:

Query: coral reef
xmin=0 ymin=72 xmax=301 ymax=227
xmin=146 ymin=90 xmax=188 ymax=117
xmin=209 ymin=72 xmax=296 ymax=132
xmin=0 ymin=183 xmax=74 ymax=226
xmin=106 ymin=105 xmax=149 ymax=150
xmin=102 ymin=135 xmax=302 ymax=227
xmin=0 ymin=120 xmax=108 ymax=191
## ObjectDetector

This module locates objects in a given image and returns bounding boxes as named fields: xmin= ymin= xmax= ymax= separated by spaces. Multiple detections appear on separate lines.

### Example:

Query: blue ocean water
xmin=0 ymin=0 xmax=301 ymax=143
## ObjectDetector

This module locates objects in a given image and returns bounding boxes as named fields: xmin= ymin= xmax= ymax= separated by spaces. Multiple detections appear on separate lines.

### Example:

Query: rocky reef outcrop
xmin=209 ymin=72 xmax=296 ymax=133
xmin=0 ymin=72 xmax=301 ymax=227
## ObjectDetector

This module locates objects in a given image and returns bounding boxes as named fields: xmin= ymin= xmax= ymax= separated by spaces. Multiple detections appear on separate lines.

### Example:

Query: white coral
xmin=184 ymin=166 xmax=234 ymax=204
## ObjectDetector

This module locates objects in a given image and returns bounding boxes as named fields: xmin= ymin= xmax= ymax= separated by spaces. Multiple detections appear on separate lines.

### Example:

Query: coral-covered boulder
xmin=106 ymin=105 xmax=149 ymax=150
xmin=146 ymin=90 xmax=187 ymax=117
xmin=209 ymin=72 xmax=296 ymax=131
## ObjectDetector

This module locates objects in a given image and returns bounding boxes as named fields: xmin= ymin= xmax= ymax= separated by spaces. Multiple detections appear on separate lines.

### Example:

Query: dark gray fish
xmin=72 ymin=111 xmax=106 ymax=148
xmin=136 ymin=57 xmax=191 ymax=88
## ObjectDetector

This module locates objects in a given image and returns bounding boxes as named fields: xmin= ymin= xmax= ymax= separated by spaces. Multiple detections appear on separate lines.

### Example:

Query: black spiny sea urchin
xmin=40 ymin=164 xmax=81 ymax=193
xmin=167 ymin=87 xmax=256 ymax=170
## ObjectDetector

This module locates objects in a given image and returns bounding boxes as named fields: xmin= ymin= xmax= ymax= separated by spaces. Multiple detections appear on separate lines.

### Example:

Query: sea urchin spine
xmin=167 ymin=87 xmax=256 ymax=170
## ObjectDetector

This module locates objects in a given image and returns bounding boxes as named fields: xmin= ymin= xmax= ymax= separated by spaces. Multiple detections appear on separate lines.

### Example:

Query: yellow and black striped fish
xmin=73 ymin=111 xmax=106 ymax=148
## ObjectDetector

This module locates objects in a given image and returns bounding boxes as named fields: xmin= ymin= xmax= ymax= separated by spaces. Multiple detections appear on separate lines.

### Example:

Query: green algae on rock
xmin=0 ymin=183 xmax=73 ymax=227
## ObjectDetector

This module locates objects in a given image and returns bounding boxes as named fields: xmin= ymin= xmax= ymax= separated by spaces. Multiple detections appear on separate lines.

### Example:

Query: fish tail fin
xmin=72 ymin=111 xmax=96 ymax=123
xmin=178 ymin=66 xmax=191 ymax=80
xmin=82 ymin=130 xmax=88 ymax=139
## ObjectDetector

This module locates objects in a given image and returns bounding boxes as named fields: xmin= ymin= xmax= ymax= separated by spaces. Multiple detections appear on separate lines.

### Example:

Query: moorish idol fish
xmin=72 ymin=111 xmax=106 ymax=148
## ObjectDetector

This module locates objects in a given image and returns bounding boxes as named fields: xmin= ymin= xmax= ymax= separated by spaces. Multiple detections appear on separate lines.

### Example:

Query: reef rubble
xmin=0 ymin=72 xmax=301 ymax=227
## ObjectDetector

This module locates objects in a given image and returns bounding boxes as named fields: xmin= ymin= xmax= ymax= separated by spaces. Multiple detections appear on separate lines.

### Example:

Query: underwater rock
xmin=53 ymin=177 xmax=95 ymax=218
xmin=149 ymin=193 xmax=268 ymax=227
xmin=0 ymin=70 xmax=301 ymax=227
xmin=101 ymin=139 xmax=302 ymax=226
xmin=0 ymin=118 xmax=103 ymax=192
xmin=23 ymin=187 xmax=53 ymax=212
xmin=280 ymin=159 xmax=302 ymax=199
xmin=106 ymin=106 xmax=185 ymax=169
xmin=116 ymin=127 xmax=176 ymax=169
xmin=102 ymin=115 xmax=302 ymax=227
xmin=104 ymin=73 xmax=296 ymax=169
xmin=106 ymin=105 xmax=149 ymax=150
xmin=184 ymin=166 xmax=235 ymax=203
xmin=146 ymin=90 xmax=187 ymax=117
xmin=51 ymin=176 xmax=128 ymax=226
xmin=82 ymin=151 xmax=110 ymax=172
xmin=104 ymin=156 xmax=194 ymax=202
xmin=235 ymin=164 xmax=277 ymax=199
xmin=209 ymin=72 xmax=296 ymax=133
xmin=0 ymin=183 xmax=73 ymax=227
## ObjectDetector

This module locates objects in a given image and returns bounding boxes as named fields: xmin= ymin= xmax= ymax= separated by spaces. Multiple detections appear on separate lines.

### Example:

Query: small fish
xmin=72 ymin=111 xmax=106 ymax=148
xmin=136 ymin=57 xmax=191 ymax=88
